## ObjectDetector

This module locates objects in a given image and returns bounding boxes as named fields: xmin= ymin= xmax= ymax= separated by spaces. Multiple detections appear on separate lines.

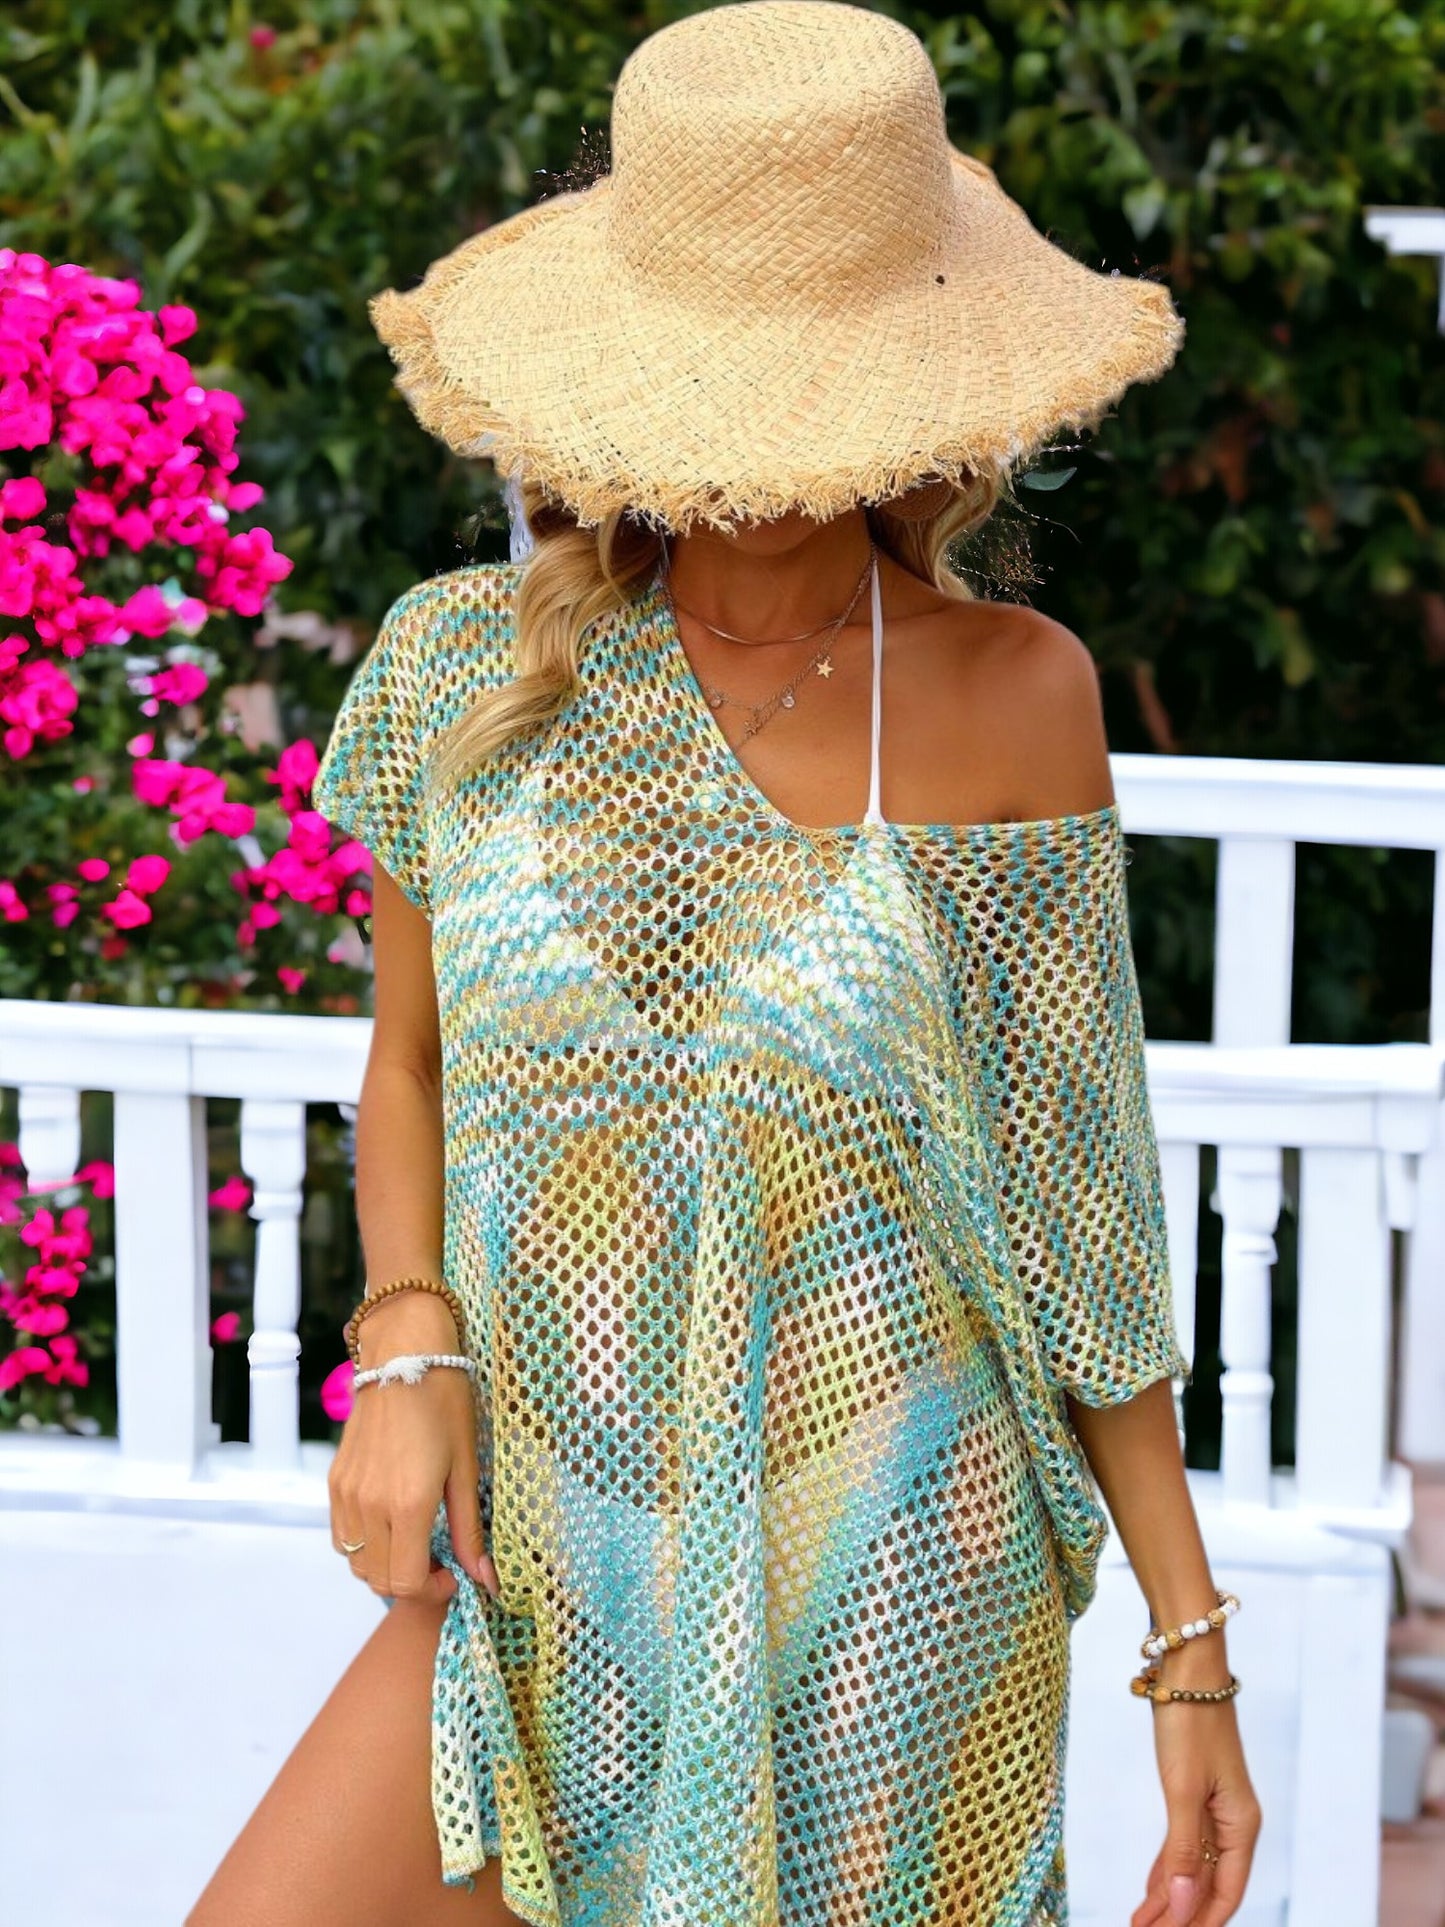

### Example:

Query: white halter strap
xmin=862 ymin=553 xmax=886 ymax=829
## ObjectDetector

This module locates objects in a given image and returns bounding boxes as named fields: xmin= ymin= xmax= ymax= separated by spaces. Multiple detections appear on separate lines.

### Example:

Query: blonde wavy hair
xmin=426 ymin=468 xmax=1006 ymax=794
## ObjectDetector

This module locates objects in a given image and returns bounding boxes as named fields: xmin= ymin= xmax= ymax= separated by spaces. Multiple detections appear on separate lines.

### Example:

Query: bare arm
xmin=1000 ymin=613 xmax=1261 ymax=1926
xmin=327 ymin=864 xmax=500 ymax=1604
xmin=1068 ymin=1382 xmax=1230 ymax=1678
xmin=349 ymin=862 xmax=451 ymax=1363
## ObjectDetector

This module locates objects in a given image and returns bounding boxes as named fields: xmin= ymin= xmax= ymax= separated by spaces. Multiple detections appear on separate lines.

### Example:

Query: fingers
xmin=1188 ymin=1850 xmax=1251 ymax=1927
xmin=1130 ymin=1858 xmax=1170 ymax=1927
xmin=1188 ymin=1807 xmax=1260 ymax=1927
xmin=329 ymin=1470 xmax=392 ymax=1600
xmin=444 ymin=1453 xmax=499 ymax=1598
xmin=1135 ymin=1799 xmax=1211 ymax=1926
xmin=1133 ymin=1799 xmax=1258 ymax=1927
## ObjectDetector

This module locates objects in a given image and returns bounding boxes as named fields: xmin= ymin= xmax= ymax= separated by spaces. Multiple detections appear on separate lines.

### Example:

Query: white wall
xmin=1 ymin=1509 xmax=384 ymax=1927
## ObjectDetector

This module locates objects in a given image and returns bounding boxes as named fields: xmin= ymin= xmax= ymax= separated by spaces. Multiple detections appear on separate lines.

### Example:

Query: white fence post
xmin=1213 ymin=834 xmax=1295 ymax=1047
xmin=1296 ymin=1146 xmax=1391 ymax=1512
xmin=1215 ymin=1141 xmax=1282 ymax=1507
xmin=241 ymin=1098 xmax=307 ymax=1474
xmin=112 ymin=1089 xmax=212 ymax=1473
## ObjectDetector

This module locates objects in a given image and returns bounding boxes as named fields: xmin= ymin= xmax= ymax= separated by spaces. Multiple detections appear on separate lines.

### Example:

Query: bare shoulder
xmin=954 ymin=600 xmax=1115 ymax=821
xmin=886 ymin=571 xmax=1116 ymax=823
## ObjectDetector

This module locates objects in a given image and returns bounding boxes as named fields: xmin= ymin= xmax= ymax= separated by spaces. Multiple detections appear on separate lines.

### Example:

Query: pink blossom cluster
xmin=230 ymin=739 xmax=373 ymax=982
xmin=0 ymin=253 xmax=292 ymax=735
xmin=0 ymin=1150 xmax=115 ymax=1394
xmin=0 ymin=252 xmax=382 ymax=999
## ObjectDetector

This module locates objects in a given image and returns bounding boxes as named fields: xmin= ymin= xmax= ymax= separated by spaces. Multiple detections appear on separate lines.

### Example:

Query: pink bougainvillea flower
xmin=43 ymin=1333 xmax=88 ymax=1387
xmin=158 ymin=305 xmax=197 ymax=347
xmin=0 ymin=879 xmax=27 ymax=920
xmin=24 ymin=1262 xmax=83 ymax=1298
xmin=0 ymin=476 xmax=45 ymax=521
xmin=72 ymin=1159 xmax=115 ymax=1198
xmin=7 ymin=1296 xmax=70 ymax=1337
xmin=76 ymin=856 xmax=110 ymax=881
xmin=131 ymin=756 xmax=256 ymax=841
xmin=208 ymin=1174 xmax=252 ymax=1212
xmin=125 ymin=852 xmax=170 ymax=895
xmin=194 ymin=524 xmax=292 ymax=616
xmin=101 ymin=887 xmax=153 ymax=929
xmin=48 ymin=881 xmax=80 ymax=927
xmin=126 ymin=732 xmax=153 ymax=756
xmin=320 ymin=1359 xmax=354 ymax=1424
xmin=20 ymin=1203 xmax=92 ymax=1270
xmin=269 ymin=737 xmax=319 ymax=810
xmin=120 ymin=583 xmax=185 ymax=638
xmin=1 ymin=652 xmax=80 ymax=757
xmin=148 ymin=660 xmax=208 ymax=705
xmin=0 ymin=1346 xmax=52 ymax=1392
xmin=277 ymin=965 xmax=306 ymax=994
xmin=210 ymin=1310 xmax=242 ymax=1343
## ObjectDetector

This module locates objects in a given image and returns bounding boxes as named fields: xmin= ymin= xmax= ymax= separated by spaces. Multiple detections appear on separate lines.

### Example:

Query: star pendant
xmin=815 ymin=655 xmax=834 ymax=678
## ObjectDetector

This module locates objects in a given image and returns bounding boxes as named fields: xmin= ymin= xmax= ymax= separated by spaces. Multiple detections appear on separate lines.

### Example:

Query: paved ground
xmin=1382 ymin=1460 xmax=1445 ymax=1927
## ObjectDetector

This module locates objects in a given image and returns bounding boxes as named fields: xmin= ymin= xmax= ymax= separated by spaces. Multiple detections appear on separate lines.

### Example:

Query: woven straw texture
xmin=368 ymin=0 xmax=1185 ymax=535
xmin=312 ymin=564 xmax=1191 ymax=1923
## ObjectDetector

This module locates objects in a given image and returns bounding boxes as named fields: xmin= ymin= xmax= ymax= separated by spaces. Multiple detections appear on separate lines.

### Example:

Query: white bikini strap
xmin=863 ymin=553 xmax=886 ymax=828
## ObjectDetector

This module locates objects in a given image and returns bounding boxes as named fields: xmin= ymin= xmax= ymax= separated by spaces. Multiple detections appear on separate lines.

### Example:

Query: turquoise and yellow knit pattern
xmin=313 ymin=563 xmax=1192 ymax=1927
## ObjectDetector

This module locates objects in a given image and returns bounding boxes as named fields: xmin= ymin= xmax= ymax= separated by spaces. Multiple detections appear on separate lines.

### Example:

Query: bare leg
xmin=187 ymin=1595 xmax=526 ymax=1926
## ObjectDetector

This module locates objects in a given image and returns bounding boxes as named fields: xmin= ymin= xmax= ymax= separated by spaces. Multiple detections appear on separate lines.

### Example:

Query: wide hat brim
xmin=371 ymin=147 xmax=1185 ymax=535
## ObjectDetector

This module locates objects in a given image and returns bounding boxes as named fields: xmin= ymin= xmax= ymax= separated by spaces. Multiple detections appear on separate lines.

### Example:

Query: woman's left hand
xmin=1131 ymin=1699 xmax=1262 ymax=1925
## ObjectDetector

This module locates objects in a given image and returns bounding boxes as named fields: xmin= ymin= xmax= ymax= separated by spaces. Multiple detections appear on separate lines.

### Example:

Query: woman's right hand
xmin=327 ymin=1292 xmax=501 ymax=1605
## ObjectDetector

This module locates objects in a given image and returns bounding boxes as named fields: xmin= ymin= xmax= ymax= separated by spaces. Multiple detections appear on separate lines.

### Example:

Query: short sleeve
xmin=312 ymin=585 xmax=435 ymax=916
xmin=969 ymin=810 xmax=1193 ymax=1407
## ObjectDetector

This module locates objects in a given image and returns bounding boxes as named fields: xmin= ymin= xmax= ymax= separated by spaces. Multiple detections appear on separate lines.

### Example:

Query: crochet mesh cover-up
xmin=312 ymin=559 xmax=1192 ymax=1927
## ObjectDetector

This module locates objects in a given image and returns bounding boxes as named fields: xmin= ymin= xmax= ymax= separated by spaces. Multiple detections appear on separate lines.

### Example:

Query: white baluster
xmin=112 ymin=1090 xmax=211 ymax=1471
xmin=241 ymin=1098 xmax=308 ymax=1474
xmin=1216 ymin=1142 xmax=1282 ymax=1506
xmin=16 ymin=1083 xmax=82 ymax=1188
xmin=1296 ymin=1146 xmax=1390 ymax=1513
xmin=1157 ymin=1137 xmax=1201 ymax=1401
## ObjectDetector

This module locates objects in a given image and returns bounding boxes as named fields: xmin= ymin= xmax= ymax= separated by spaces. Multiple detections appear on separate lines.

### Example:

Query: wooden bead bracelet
xmin=343 ymin=1275 xmax=466 ymax=1367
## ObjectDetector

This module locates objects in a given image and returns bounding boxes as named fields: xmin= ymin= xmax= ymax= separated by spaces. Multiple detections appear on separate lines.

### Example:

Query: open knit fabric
xmin=312 ymin=562 xmax=1191 ymax=1927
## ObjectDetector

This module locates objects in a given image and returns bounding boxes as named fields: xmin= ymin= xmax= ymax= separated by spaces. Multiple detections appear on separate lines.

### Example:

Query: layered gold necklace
xmin=658 ymin=540 xmax=875 ymax=744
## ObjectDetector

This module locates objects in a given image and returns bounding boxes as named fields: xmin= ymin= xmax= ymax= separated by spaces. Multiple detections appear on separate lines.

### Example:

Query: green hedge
xmin=5 ymin=0 xmax=1444 ymax=1048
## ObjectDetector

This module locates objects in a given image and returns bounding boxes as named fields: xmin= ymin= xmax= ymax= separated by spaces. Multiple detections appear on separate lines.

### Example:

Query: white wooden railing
xmin=2 ymin=750 xmax=1444 ymax=1926
xmin=1114 ymin=751 xmax=1445 ymax=1467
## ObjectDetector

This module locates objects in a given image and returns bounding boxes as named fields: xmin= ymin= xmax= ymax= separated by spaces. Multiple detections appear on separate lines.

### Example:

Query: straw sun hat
xmin=371 ymin=0 xmax=1185 ymax=536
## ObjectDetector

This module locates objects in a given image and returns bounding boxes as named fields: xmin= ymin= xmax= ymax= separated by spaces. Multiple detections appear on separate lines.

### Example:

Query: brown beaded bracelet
xmin=1131 ymin=1664 xmax=1242 ymax=1706
xmin=343 ymin=1276 xmax=466 ymax=1367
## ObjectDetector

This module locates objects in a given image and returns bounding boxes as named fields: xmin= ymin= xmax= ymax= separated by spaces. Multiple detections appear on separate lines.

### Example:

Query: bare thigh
xmin=186 ymin=1594 xmax=526 ymax=1926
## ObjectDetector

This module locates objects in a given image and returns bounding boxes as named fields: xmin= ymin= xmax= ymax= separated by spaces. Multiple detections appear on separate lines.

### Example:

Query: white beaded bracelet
xmin=351 ymin=1352 xmax=478 ymax=1391
xmin=1141 ymin=1588 xmax=1240 ymax=1660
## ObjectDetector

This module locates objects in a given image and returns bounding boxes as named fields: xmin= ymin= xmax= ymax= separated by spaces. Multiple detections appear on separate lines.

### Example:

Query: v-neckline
xmin=643 ymin=566 xmax=900 ymax=841
xmin=638 ymin=570 xmax=1122 ymax=849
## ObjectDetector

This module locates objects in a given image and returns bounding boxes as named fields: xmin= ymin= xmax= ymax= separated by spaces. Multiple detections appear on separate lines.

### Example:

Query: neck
xmin=660 ymin=508 xmax=874 ymax=644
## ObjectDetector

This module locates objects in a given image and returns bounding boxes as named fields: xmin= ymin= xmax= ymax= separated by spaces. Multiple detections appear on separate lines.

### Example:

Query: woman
xmin=190 ymin=5 xmax=1260 ymax=1924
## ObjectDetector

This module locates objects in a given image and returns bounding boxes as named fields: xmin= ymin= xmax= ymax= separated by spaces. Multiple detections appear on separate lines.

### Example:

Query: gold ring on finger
xmin=339 ymin=1537 xmax=367 ymax=1556
xmin=1201 ymin=1838 xmax=1220 ymax=1866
